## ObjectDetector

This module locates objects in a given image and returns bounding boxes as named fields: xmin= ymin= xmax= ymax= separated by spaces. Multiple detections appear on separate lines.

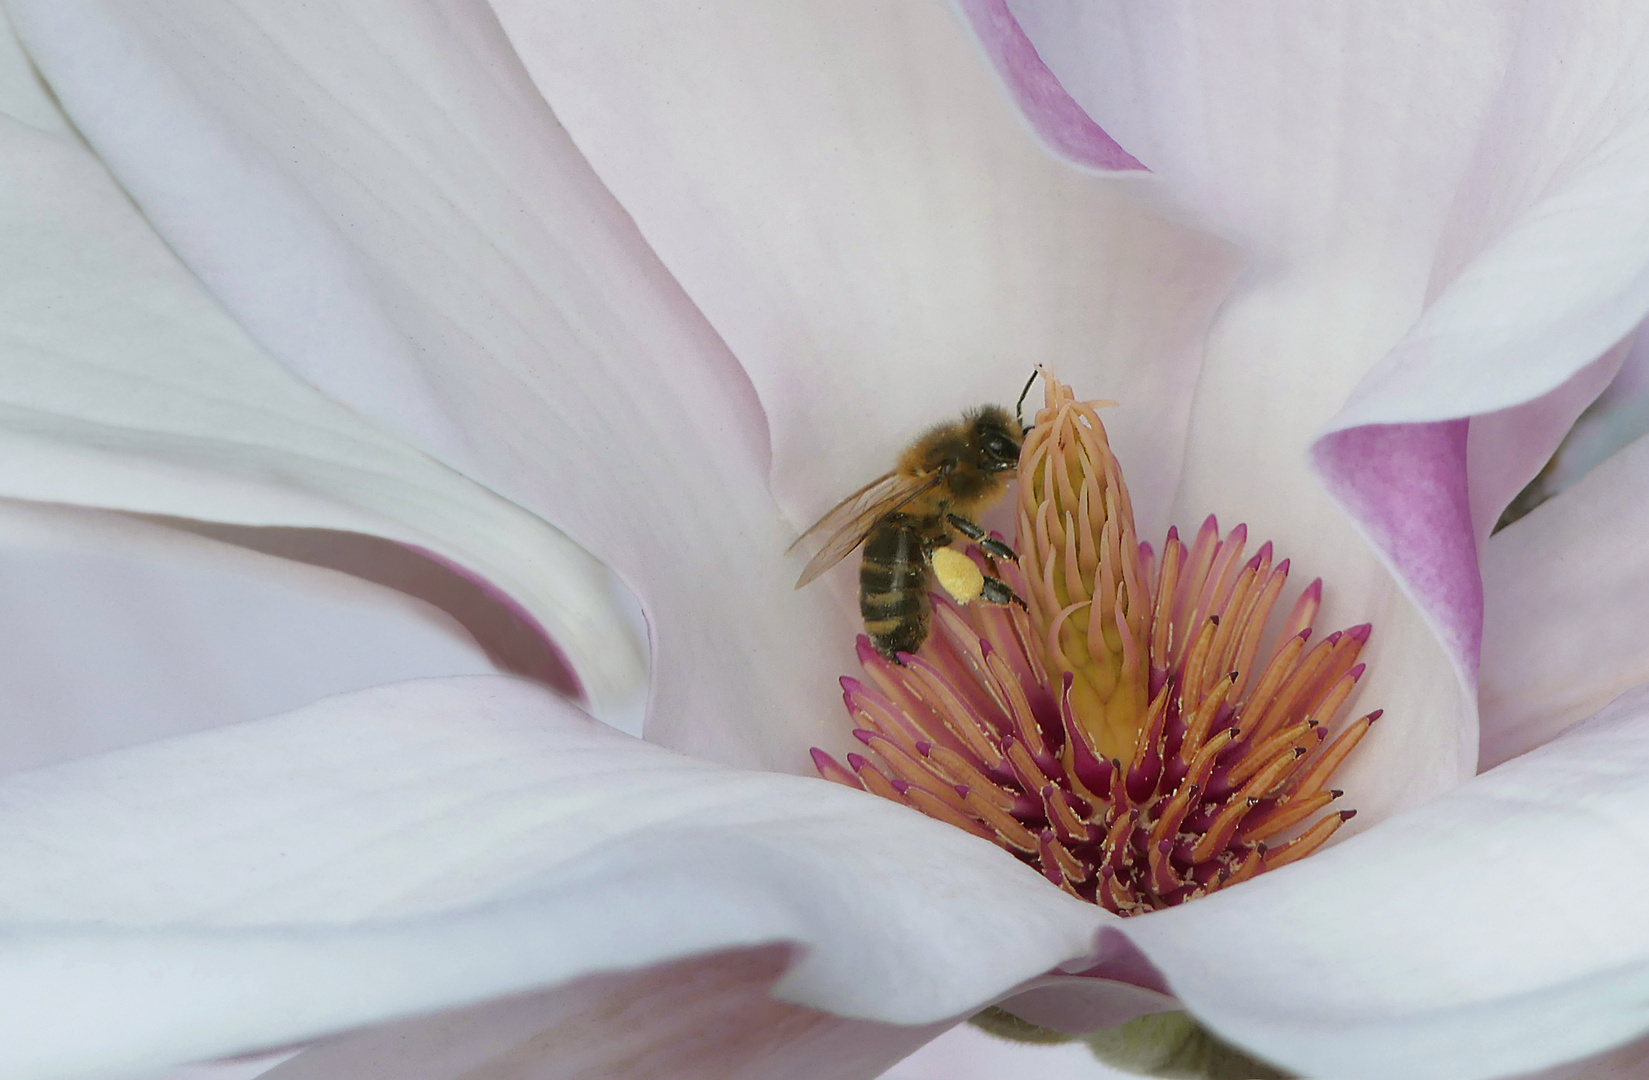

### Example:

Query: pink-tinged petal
xmin=1111 ymin=684 xmax=1649 ymax=1080
xmin=9 ymin=0 xmax=864 ymax=769
xmin=1480 ymin=431 xmax=1649 ymax=769
xmin=0 ymin=503 xmax=499 ymax=774
xmin=0 ymin=677 xmax=1113 ymax=1077
xmin=264 ymin=948 xmax=941 ymax=1080
xmin=0 ymin=11 xmax=642 ymax=719
xmin=135 ymin=1049 xmax=300 ymax=1080
xmin=956 ymin=1 xmax=1147 ymax=175
xmin=1518 ymin=1030 xmax=1649 ymax=1080
xmin=979 ymin=3 xmax=1520 ymax=255
xmin=948 ymin=0 xmax=1144 ymax=174
xmin=1312 ymin=418 xmax=1482 ymax=694
xmin=1315 ymin=5 xmax=1649 ymax=731
xmin=488 ymin=0 xmax=1238 ymax=545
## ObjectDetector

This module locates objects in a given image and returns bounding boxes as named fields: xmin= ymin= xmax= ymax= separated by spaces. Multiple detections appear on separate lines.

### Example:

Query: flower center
xmin=811 ymin=377 xmax=1377 ymax=913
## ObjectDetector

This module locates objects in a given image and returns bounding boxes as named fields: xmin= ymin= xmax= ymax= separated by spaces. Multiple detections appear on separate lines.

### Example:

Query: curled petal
xmin=0 ymin=677 xmax=1115 ymax=1075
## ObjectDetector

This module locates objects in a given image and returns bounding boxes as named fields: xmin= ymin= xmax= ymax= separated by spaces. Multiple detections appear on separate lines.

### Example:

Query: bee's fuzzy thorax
xmin=898 ymin=406 xmax=1023 ymax=512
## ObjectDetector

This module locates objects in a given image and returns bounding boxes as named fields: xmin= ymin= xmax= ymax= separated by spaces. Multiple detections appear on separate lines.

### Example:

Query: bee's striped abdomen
xmin=860 ymin=517 xmax=931 ymax=659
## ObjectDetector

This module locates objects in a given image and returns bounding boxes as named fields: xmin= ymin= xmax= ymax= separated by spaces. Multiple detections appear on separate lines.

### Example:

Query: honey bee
xmin=791 ymin=381 xmax=1035 ymax=660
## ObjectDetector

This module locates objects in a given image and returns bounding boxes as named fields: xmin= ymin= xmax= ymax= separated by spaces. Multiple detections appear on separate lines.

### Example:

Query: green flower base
xmin=970 ymin=1007 xmax=1296 ymax=1079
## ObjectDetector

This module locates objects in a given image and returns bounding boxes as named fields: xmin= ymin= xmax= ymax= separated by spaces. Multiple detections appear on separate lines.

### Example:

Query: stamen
xmin=811 ymin=375 xmax=1380 ymax=914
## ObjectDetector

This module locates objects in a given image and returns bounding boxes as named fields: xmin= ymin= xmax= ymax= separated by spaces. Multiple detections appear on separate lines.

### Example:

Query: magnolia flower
xmin=5 ymin=2 xmax=1649 ymax=1080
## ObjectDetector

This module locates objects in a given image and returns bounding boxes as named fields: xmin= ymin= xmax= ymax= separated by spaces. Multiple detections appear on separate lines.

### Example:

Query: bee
xmin=791 ymin=378 xmax=1036 ymax=660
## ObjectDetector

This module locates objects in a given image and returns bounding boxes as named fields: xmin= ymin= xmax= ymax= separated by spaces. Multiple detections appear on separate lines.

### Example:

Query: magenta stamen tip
xmin=852 ymin=729 xmax=875 ymax=745
xmin=846 ymin=753 xmax=869 ymax=771
xmin=1348 ymin=662 xmax=1367 ymax=679
xmin=891 ymin=778 xmax=911 ymax=794
xmin=1199 ymin=514 xmax=1219 ymax=534
xmin=1330 ymin=789 xmax=1344 ymax=799
xmin=1166 ymin=525 xmax=1180 ymax=542
xmin=1340 ymin=809 xmax=1357 ymax=821
xmin=1275 ymin=557 xmax=1291 ymax=575
xmin=809 ymin=747 xmax=833 ymax=768
xmin=1349 ymin=622 xmax=1373 ymax=642
xmin=1303 ymin=578 xmax=1323 ymax=599
xmin=1366 ymin=709 xmax=1384 ymax=723
xmin=915 ymin=740 xmax=933 ymax=755
xmin=1230 ymin=523 xmax=1247 ymax=541
xmin=1256 ymin=540 xmax=1274 ymax=560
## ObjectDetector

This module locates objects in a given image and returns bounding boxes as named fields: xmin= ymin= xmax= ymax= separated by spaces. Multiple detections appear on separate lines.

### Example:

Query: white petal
xmin=0 ymin=502 xmax=498 ymax=774
xmin=9 ymin=0 xmax=866 ymax=770
xmin=1332 ymin=5 xmax=1649 ymax=429
xmin=0 ymin=676 xmax=1111 ymax=1077
xmin=1112 ymin=683 xmax=1649 ymax=1080
xmin=0 ymin=6 xmax=641 ymax=719
xmin=1480 ymin=430 xmax=1649 ymax=768
xmin=486 ymin=0 xmax=1240 ymax=546
xmin=1537 ymin=321 xmax=1649 ymax=498
xmin=264 ymin=949 xmax=939 ymax=1080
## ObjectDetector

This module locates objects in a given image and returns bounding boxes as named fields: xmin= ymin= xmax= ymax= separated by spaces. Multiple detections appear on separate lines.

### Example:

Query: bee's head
xmin=969 ymin=406 xmax=1023 ymax=474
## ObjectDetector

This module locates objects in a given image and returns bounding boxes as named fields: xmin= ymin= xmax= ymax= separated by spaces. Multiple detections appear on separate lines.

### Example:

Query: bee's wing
xmin=790 ymin=471 xmax=939 ymax=589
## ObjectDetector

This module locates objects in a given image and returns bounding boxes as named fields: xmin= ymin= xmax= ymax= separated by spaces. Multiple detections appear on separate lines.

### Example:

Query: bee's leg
xmin=979 ymin=576 xmax=1030 ymax=612
xmin=945 ymin=514 xmax=1018 ymax=562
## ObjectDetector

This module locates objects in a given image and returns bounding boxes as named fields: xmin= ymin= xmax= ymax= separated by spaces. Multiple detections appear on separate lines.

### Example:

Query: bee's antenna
xmin=1015 ymin=369 xmax=1040 ymax=431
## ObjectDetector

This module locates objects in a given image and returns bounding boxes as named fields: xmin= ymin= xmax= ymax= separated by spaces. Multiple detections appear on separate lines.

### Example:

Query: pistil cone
xmin=812 ymin=375 xmax=1378 ymax=913
xmin=1017 ymin=379 xmax=1149 ymax=766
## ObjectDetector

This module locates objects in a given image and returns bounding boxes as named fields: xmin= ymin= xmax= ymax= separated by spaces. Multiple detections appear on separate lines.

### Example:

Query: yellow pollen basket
xmin=931 ymin=546 xmax=986 ymax=604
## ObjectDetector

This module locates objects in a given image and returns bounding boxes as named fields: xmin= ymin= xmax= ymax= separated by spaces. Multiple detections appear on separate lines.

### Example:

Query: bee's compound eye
xmin=986 ymin=435 xmax=1018 ymax=461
